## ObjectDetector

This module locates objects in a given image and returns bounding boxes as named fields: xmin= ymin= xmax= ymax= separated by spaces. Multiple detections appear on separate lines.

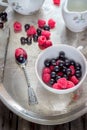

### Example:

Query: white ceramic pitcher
xmin=0 ymin=0 xmax=45 ymax=15
xmin=62 ymin=0 xmax=87 ymax=32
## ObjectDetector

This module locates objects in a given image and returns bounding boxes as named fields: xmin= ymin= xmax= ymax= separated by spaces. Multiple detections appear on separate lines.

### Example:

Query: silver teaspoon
xmin=15 ymin=48 xmax=38 ymax=105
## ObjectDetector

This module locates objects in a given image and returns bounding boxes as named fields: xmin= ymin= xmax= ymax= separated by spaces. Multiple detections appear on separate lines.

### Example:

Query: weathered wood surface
xmin=0 ymin=100 xmax=87 ymax=130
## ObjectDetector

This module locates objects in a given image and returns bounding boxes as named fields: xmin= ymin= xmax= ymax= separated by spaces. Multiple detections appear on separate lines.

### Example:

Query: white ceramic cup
xmin=35 ymin=44 xmax=87 ymax=94
xmin=0 ymin=0 xmax=45 ymax=15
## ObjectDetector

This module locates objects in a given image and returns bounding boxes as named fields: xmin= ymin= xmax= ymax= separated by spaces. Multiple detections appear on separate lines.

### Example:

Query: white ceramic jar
xmin=0 ymin=0 xmax=45 ymax=15
xmin=62 ymin=0 xmax=87 ymax=32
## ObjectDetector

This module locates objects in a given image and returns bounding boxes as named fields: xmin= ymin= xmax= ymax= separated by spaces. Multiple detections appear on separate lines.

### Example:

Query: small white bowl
xmin=35 ymin=44 xmax=87 ymax=94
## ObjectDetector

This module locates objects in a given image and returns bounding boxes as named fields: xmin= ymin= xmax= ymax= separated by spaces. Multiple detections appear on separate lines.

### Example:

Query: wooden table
xmin=0 ymin=0 xmax=87 ymax=129
xmin=0 ymin=101 xmax=87 ymax=130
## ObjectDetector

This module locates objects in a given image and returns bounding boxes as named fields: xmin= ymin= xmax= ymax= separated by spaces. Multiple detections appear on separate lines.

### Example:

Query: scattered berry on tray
xmin=53 ymin=0 xmax=60 ymax=6
xmin=27 ymin=25 xmax=36 ymax=36
xmin=42 ymin=51 xmax=82 ymax=90
xmin=20 ymin=37 xmax=26 ymax=45
xmin=24 ymin=24 xmax=30 ymax=31
xmin=43 ymin=25 xmax=50 ymax=31
xmin=41 ymin=30 xmax=51 ymax=39
xmin=0 ymin=11 xmax=8 ymax=29
xmin=38 ymin=19 xmax=46 ymax=28
xmin=33 ymin=34 xmax=38 ymax=42
xmin=48 ymin=19 xmax=56 ymax=29
xmin=13 ymin=21 xmax=22 ymax=32
xmin=13 ymin=18 xmax=56 ymax=49
xmin=36 ymin=28 xmax=42 ymax=36
xmin=26 ymin=37 xmax=32 ymax=45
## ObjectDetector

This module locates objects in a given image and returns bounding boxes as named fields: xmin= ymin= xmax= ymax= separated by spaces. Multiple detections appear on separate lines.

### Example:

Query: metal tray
xmin=0 ymin=0 xmax=87 ymax=125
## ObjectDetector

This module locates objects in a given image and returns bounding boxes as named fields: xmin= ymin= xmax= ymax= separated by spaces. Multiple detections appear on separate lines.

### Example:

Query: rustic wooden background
xmin=0 ymin=100 xmax=87 ymax=130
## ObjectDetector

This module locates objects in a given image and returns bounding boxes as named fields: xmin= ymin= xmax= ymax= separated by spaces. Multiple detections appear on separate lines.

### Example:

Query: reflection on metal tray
xmin=0 ymin=0 xmax=87 ymax=125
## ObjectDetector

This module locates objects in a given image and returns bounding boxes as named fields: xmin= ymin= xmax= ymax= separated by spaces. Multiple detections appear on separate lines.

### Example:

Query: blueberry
xmin=59 ymin=51 xmax=65 ymax=60
xmin=17 ymin=55 xmax=26 ymax=63
xmin=51 ymin=71 xmax=56 ymax=78
xmin=55 ymin=75 xmax=61 ymax=81
xmin=75 ymin=70 xmax=82 ymax=78
xmin=24 ymin=24 xmax=30 ymax=31
xmin=27 ymin=37 xmax=32 ymax=45
xmin=43 ymin=25 xmax=50 ymax=31
xmin=70 ymin=59 xmax=76 ymax=66
xmin=0 ymin=22 xmax=3 ymax=29
xmin=59 ymin=60 xmax=64 ymax=68
xmin=62 ymin=66 xmax=67 ymax=73
xmin=36 ymin=28 xmax=42 ymax=36
xmin=63 ymin=74 xmax=68 ymax=79
xmin=64 ymin=59 xmax=70 ymax=67
xmin=54 ymin=65 xmax=60 ymax=72
xmin=33 ymin=34 xmax=38 ymax=42
xmin=44 ymin=59 xmax=51 ymax=67
xmin=1 ymin=12 xmax=7 ymax=22
xmin=51 ymin=59 xmax=56 ymax=66
xmin=66 ymin=68 xmax=72 ymax=76
xmin=75 ymin=63 xmax=81 ymax=69
xmin=20 ymin=37 xmax=26 ymax=45
xmin=50 ymin=78 xmax=55 ymax=85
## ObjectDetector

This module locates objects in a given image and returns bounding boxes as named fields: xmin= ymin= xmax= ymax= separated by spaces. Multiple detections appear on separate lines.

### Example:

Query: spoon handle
xmin=22 ymin=66 xmax=38 ymax=105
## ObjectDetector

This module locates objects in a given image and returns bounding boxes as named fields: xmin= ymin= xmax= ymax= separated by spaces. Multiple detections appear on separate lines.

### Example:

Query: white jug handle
xmin=0 ymin=0 xmax=9 ymax=7
xmin=77 ymin=46 xmax=83 ymax=51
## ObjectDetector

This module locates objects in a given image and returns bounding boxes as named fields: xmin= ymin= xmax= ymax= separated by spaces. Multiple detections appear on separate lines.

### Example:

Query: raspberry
xmin=38 ymin=36 xmax=47 ymax=50
xmin=48 ymin=19 xmax=56 ymax=29
xmin=45 ymin=40 xmax=52 ymax=48
xmin=42 ymin=73 xmax=50 ymax=83
xmin=57 ymin=78 xmax=67 ymax=89
xmin=27 ymin=26 xmax=36 ymax=36
xmin=15 ymin=48 xmax=27 ymax=59
xmin=13 ymin=21 xmax=22 ymax=32
xmin=38 ymin=19 xmax=46 ymax=28
xmin=57 ymin=72 xmax=63 ymax=76
xmin=41 ymin=30 xmax=51 ymax=39
xmin=70 ymin=76 xmax=79 ymax=85
xmin=53 ymin=0 xmax=60 ymax=6
xmin=69 ymin=65 xmax=75 ymax=75
xmin=15 ymin=48 xmax=24 ymax=57
xmin=42 ymin=67 xmax=51 ymax=74
xmin=52 ymin=83 xmax=61 ymax=89
xmin=50 ymin=65 xmax=54 ymax=71
xmin=67 ymin=81 xmax=75 ymax=88
xmin=38 ymin=36 xmax=46 ymax=45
